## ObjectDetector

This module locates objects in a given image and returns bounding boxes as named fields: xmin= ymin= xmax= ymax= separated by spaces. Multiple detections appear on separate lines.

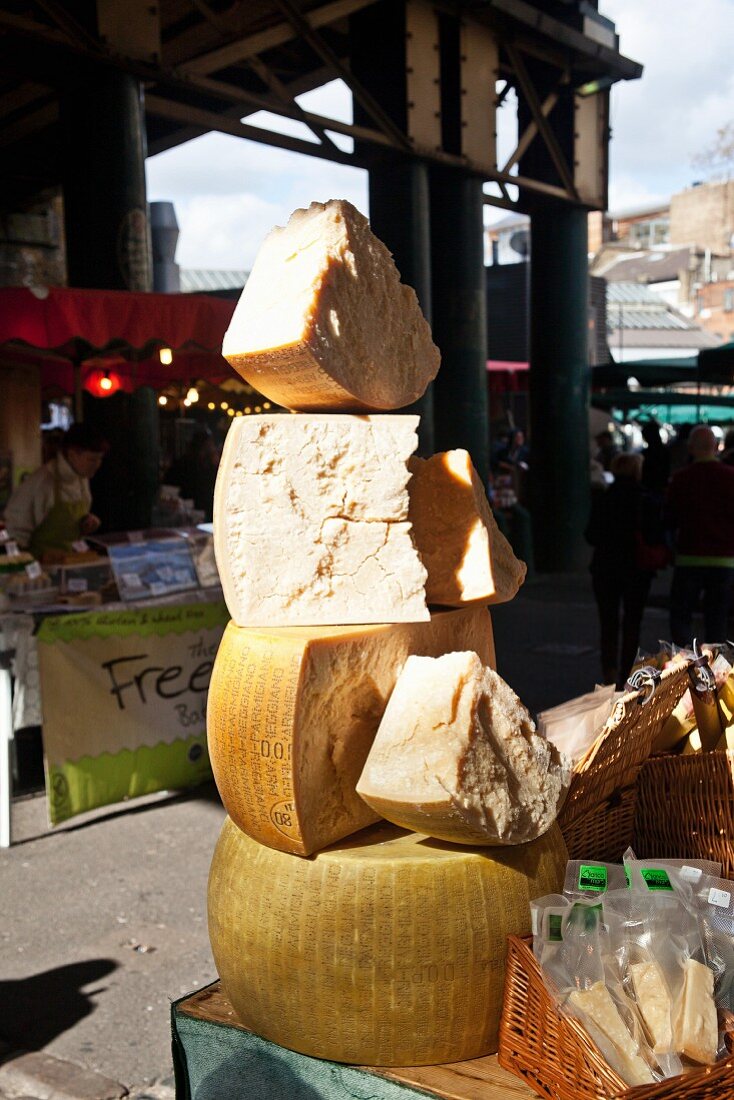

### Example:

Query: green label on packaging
xmin=578 ymin=864 xmax=608 ymax=892
xmin=548 ymin=914 xmax=563 ymax=942
xmin=641 ymin=868 xmax=674 ymax=891
xmin=625 ymin=865 xmax=631 ymax=888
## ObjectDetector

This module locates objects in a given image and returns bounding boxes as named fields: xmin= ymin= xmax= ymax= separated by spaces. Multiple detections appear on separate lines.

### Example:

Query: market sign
xmin=37 ymin=600 xmax=229 ymax=825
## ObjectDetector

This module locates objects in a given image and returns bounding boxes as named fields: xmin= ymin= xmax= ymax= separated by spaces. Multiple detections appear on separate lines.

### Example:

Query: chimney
xmin=149 ymin=201 xmax=180 ymax=292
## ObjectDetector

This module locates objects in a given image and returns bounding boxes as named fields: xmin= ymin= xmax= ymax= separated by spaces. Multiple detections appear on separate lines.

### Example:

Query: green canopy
xmin=592 ymin=357 xmax=698 ymax=388
xmin=698 ymin=342 xmax=734 ymax=384
xmin=593 ymin=389 xmax=734 ymax=424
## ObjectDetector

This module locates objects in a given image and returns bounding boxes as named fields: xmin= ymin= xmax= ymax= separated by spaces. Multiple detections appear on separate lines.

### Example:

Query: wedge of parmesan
xmin=222 ymin=199 xmax=440 ymax=412
xmin=408 ymin=450 xmax=526 ymax=606
xmin=672 ymin=959 xmax=718 ymax=1064
xmin=630 ymin=961 xmax=673 ymax=1053
xmin=568 ymin=982 xmax=655 ymax=1086
xmin=356 ymin=650 xmax=570 ymax=845
xmin=213 ymin=414 xmax=429 ymax=627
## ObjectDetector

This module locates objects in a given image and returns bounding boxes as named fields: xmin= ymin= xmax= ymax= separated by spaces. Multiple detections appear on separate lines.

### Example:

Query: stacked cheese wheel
xmin=207 ymin=198 xmax=569 ymax=1066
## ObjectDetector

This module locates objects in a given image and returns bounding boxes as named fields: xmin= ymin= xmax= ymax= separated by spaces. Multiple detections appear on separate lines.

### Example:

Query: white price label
xmin=127 ymin=530 xmax=144 ymax=543
xmin=708 ymin=887 xmax=731 ymax=909
xmin=121 ymin=572 xmax=143 ymax=588
xmin=72 ymin=539 xmax=89 ymax=553
xmin=25 ymin=561 xmax=42 ymax=579
xmin=531 ymin=910 xmax=540 ymax=937
xmin=5 ymin=541 xmax=19 ymax=557
xmin=150 ymin=582 xmax=167 ymax=596
xmin=680 ymin=865 xmax=702 ymax=883
xmin=68 ymin=578 xmax=88 ymax=593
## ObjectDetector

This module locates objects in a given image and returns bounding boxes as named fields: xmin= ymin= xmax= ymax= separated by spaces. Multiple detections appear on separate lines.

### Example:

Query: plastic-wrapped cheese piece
xmin=213 ymin=414 xmax=429 ymax=627
xmin=208 ymin=817 xmax=567 ymax=1066
xmin=672 ymin=959 xmax=718 ymax=1064
xmin=408 ymin=450 xmax=526 ymax=606
xmin=630 ymin=961 xmax=674 ymax=1053
xmin=207 ymin=607 xmax=495 ymax=856
xmin=356 ymin=651 xmax=570 ymax=845
xmin=222 ymin=199 xmax=440 ymax=412
xmin=568 ymin=983 xmax=655 ymax=1086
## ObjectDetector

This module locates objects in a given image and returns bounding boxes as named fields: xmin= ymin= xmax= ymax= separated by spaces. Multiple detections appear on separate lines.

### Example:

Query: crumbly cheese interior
xmin=214 ymin=414 xmax=429 ymax=626
xmin=356 ymin=650 xmax=570 ymax=844
xmin=408 ymin=450 xmax=526 ymax=606
xmin=222 ymin=200 xmax=440 ymax=410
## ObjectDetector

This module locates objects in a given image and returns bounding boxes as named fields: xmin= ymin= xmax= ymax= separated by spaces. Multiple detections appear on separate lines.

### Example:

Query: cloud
xmin=604 ymin=0 xmax=734 ymax=205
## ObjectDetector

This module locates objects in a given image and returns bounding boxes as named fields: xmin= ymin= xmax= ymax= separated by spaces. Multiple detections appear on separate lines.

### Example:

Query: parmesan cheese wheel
xmin=208 ymin=817 xmax=567 ymax=1065
xmin=221 ymin=199 xmax=440 ymax=412
xmin=213 ymin=413 xmax=429 ymax=627
xmin=409 ymin=450 xmax=526 ymax=605
xmin=356 ymin=651 xmax=570 ymax=845
xmin=207 ymin=607 xmax=495 ymax=857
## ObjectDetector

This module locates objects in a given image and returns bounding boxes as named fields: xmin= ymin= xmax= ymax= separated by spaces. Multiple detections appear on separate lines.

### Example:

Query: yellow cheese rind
xmin=222 ymin=200 xmax=440 ymax=412
xmin=208 ymin=817 xmax=567 ymax=1065
xmin=207 ymin=608 xmax=496 ymax=856
xmin=408 ymin=450 xmax=526 ymax=606
xmin=672 ymin=959 xmax=718 ymax=1065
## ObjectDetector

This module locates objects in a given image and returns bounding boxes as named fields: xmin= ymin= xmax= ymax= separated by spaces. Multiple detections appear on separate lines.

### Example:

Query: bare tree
xmin=692 ymin=121 xmax=734 ymax=178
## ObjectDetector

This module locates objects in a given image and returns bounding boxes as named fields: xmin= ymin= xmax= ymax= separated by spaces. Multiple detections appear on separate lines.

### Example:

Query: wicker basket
xmin=635 ymin=751 xmax=734 ymax=878
xmin=498 ymin=935 xmax=734 ymax=1100
xmin=558 ymin=663 xmax=691 ymax=863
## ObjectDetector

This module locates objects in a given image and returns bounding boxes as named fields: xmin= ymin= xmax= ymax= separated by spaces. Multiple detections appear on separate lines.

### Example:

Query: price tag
xmin=708 ymin=887 xmax=731 ymax=909
xmin=25 ymin=561 xmax=42 ymax=580
xmin=680 ymin=865 xmax=702 ymax=883
xmin=150 ymin=582 xmax=167 ymax=596
xmin=68 ymin=578 xmax=88 ymax=593
xmin=121 ymin=572 xmax=143 ymax=588
xmin=127 ymin=530 xmax=144 ymax=543
xmin=72 ymin=539 xmax=89 ymax=553
xmin=5 ymin=541 xmax=19 ymax=557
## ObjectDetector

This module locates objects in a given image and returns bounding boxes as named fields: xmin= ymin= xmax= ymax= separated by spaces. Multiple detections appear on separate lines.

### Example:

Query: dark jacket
xmin=665 ymin=459 xmax=734 ymax=558
xmin=585 ymin=478 xmax=649 ymax=575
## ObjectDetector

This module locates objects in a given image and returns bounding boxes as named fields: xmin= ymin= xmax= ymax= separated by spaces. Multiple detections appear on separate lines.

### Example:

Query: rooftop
xmin=180 ymin=269 xmax=248 ymax=293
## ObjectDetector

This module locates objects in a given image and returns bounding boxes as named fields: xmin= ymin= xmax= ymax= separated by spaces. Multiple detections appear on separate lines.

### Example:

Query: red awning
xmin=0 ymin=286 xmax=238 ymax=395
xmin=486 ymin=360 xmax=529 ymax=372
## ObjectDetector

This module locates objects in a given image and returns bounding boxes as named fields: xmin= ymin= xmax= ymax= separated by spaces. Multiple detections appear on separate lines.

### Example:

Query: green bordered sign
xmin=640 ymin=868 xmax=674 ymax=892
xmin=578 ymin=864 xmax=608 ymax=892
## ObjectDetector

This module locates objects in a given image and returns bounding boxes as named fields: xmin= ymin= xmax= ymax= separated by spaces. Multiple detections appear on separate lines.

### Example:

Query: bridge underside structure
xmin=0 ymin=0 xmax=641 ymax=570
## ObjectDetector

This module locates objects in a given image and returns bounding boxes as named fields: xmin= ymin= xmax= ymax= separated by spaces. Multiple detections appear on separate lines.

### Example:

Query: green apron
xmin=29 ymin=458 xmax=89 ymax=559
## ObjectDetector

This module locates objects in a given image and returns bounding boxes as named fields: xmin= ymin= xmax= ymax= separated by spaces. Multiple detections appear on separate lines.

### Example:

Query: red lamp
xmin=85 ymin=367 xmax=121 ymax=397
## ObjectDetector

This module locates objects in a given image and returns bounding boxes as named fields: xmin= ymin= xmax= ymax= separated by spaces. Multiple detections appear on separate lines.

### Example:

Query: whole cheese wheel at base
xmin=222 ymin=199 xmax=440 ymax=412
xmin=213 ymin=414 xmax=429 ymax=627
xmin=409 ymin=450 xmax=526 ymax=606
xmin=208 ymin=817 xmax=567 ymax=1066
xmin=207 ymin=607 xmax=495 ymax=856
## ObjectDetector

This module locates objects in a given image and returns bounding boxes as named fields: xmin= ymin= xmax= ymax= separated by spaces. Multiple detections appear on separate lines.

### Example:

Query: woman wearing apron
xmin=4 ymin=424 xmax=108 ymax=561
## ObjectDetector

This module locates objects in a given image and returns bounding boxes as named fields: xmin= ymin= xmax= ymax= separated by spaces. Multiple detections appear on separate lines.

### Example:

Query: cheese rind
xmin=208 ymin=817 xmax=567 ymax=1065
xmin=630 ymin=961 xmax=674 ymax=1053
xmin=409 ymin=450 xmax=526 ymax=605
xmin=207 ymin=608 xmax=496 ymax=856
xmin=672 ymin=959 xmax=718 ymax=1064
xmin=568 ymin=982 xmax=654 ymax=1086
xmin=356 ymin=651 xmax=570 ymax=845
xmin=213 ymin=414 xmax=429 ymax=626
xmin=222 ymin=200 xmax=440 ymax=412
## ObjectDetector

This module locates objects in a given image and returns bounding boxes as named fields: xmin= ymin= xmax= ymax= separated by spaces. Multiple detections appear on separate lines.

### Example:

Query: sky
xmin=146 ymin=0 xmax=734 ymax=270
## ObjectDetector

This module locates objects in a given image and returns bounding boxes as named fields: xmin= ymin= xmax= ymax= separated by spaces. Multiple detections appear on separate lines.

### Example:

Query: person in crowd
xmin=585 ymin=452 xmax=660 ymax=688
xmin=166 ymin=429 xmax=219 ymax=521
xmin=4 ymin=423 xmax=108 ymax=561
xmin=667 ymin=422 xmax=694 ymax=474
xmin=665 ymin=425 xmax=734 ymax=645
xmin=640 ymin=421 xmax=671 ymax=494
xmin=720 ymin=428 xmax=734 ymax=467
xmin=594 ymin=429 xmax=618 ymax=472
xmin=494 ymin=428 xmax=529 ymax=471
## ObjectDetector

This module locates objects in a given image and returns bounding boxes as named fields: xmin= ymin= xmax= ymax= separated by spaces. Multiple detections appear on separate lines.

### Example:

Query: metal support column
xmin=429 ymin=168 xmax=489 ymax=484
xmin=61 ymin=66 xmax=151 ymax=291
xmin=528 ymin=202 xmax=590 ymax=571
xmin=350 ymin=1 xmax=434 ymax=453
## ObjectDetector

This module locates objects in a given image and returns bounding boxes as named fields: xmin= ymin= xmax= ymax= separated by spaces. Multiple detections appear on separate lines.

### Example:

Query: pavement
xmin=0 ymin=567 xmax=682 ymax=1099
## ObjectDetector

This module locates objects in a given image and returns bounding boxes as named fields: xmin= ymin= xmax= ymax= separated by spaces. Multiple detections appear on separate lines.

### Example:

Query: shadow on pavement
xmin=0 ymin=958 xmax=118 ymax=1050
